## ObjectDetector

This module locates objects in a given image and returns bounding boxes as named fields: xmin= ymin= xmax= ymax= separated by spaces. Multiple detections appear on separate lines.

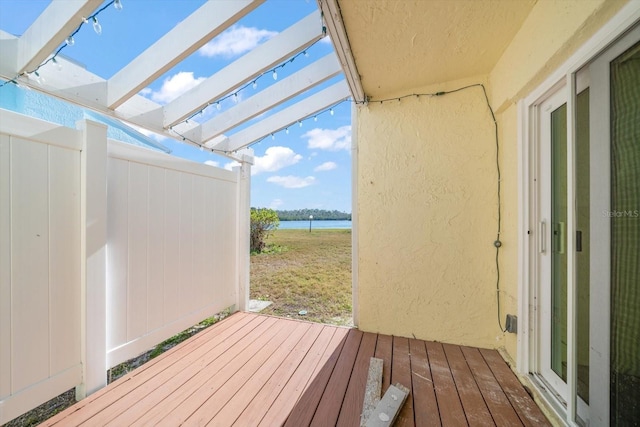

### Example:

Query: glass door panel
xmin=551 ymin=103 xmax=568 ymax=382
xmin=576 ymin=88 xmax=590 ymax=404
xmin=610 ymin=40 xmax=640 ymax=425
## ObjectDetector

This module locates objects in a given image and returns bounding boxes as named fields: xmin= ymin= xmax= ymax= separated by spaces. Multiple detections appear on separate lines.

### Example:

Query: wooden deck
xmin=42 ymin=312 xmax=550 ymax=426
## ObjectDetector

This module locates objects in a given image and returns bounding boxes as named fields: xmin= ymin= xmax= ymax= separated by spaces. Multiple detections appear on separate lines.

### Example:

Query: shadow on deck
xmin=42 ymin=312 xmax=550 ymax=426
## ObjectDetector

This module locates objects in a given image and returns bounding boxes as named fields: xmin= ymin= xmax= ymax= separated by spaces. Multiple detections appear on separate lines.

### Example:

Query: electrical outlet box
xmin=505 ymin=314 xmax=518 ymax=333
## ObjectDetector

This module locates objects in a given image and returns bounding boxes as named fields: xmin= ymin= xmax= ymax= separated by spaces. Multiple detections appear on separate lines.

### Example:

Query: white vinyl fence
xmin=0 ymin=109 xmax=251 ymax=424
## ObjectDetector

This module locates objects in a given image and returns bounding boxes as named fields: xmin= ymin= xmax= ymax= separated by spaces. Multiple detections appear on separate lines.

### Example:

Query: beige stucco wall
xmin=356 ymin=75 xmax=502 ymax=349
xmin=355 ymin=0 xmax=630 ymax=356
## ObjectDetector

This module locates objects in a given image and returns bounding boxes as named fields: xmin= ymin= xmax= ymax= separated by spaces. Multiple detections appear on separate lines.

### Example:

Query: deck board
xmin=310 ymin=329 xmax=363 ymax=427
xmin=460 ymin=346 xmax=523 ymax=427
xmin=479 ymin=349 xmax=550 ymax=427
xmin=426 ymin=341 xmax=468 ymax=426
xmin=409 ymin=338 xmax=441 ymax=427
xmin=336 ymin=332 xmax=377 ymax=427
xmin=391 ymin=336 xmax=415 ymax=427
xmin=238 ymin=324 xmax=335 ymax=426
xmin=443 ymin=343 xmax=494 ymax=426
xmin=42 ymin=313 xmax=550 ymax=427
xmin=374 ymin=333 xmax=393 ymax=394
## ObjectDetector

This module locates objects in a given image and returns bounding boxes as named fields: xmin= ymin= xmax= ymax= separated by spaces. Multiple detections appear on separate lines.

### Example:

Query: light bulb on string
xmin=32 ymin=71 xmax=44 ymax=85
xmin=233 ymin=93 xmax=238 ymax=103
xmin=303 ymin=51 xmax=309 ymax=58
xmin=66 ymin=35 xmax=75 ymax=46
xmin=114 ymin=0 xmax=123 ymax=10
xmin=330 ymin=108 xmax=334 ymax=116
xmin=92 ymin=17 xmax=102 ymax=35
xmin=216 ymin=102 xmax=221 ymax=110
xmin=272 ymin=70 xmax=277 ymax=80
xmin=285 ymin=128 xmax=289 ymax=134
xmin=52 ymin=57 xmax=62 ymax=71
xmin=298 ymin=121 xmax=302 ymax=127
xmin=271 ymin=133 xmax=275 ymax=140
xmin=199 ymin=146 xmax=204 ymax=152
xmin=252 ymin=81 xmax=257 ymax=90
xmin=314 ymin=116 xmax=318 ymax=122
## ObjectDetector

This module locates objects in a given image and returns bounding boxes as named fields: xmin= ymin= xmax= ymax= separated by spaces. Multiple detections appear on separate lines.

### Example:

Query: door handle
xmin=576 ymin=230 xmax=583 ymax=252
xmin=558 ymin=222 xmax=565 ymax=254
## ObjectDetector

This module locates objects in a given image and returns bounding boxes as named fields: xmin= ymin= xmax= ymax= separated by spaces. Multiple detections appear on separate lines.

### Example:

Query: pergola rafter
xmin=162 ymin=10 xmax=324 ymax=129
xmin=219 ymin=80 xmax=350 ymax=152
xmin=0 ymin=1 xmax=354 ymax=161
xmin=107 ymin=0 xmax=264 ymax=109
xmin=16 ymin=0 xmax=102 ymax=74
xmin=183 ymin=53 xmax=343 ymax=145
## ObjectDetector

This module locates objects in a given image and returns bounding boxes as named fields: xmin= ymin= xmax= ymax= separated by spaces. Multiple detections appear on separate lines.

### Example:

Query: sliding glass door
xmin=534 ymin=24 xmax=639 ymax=426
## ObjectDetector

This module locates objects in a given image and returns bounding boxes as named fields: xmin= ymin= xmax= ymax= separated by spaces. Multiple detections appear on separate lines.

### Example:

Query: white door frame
xmin=517 ymin=4 xmax=640 ymax=425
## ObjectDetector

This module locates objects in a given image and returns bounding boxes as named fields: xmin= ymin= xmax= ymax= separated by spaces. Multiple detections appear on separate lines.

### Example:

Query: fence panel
xmin=0 ymin=112 xmax=83 ymax=424
xmin=105 ymin=141 xmax=239 ymax=367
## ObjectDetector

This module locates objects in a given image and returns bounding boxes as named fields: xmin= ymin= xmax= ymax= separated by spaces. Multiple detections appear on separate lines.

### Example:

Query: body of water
xmin=278 ymin=220 xmax=352 ymax=230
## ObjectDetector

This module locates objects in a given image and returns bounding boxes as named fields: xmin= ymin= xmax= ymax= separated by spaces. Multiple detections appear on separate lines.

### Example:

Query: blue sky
xmin=0 ymin=0 xmax=352 ymax=212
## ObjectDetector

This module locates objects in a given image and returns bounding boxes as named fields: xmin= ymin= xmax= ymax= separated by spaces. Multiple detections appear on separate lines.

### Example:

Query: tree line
xmin=276 ymin=209 xmax=351 ymax=221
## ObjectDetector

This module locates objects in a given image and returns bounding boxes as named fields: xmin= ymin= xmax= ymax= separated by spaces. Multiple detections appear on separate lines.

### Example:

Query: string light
xmin=51 ymin=57 xmax=62 ymax=71
xmin=92 ymin=17 xmax=102 ymax=35
xmin=330 ymin=108 xmax=334 ymax=116
xmin=175 ymin=38 xmax=324 ymax=127
xmin=0 ymin=0 xmax=120 ymax=89
xmin=243 ymin=100 xmax=348 ymax=149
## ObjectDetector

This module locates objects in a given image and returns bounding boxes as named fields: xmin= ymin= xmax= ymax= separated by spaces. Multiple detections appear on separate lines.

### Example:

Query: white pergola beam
xmin=163 ymin=10 xmax=323 ymax=128
xmin=16 ymin=0 xmax=102 ymax=74
xmin=221 ymin=80 xmax=350 ymax=152
xmin=107 ymin=0 xmax=263 ymax=109
xmin=187 ymin=53 xmax=342 ymax=144
xmin=320 ymin=0 xmax=366 ymax=103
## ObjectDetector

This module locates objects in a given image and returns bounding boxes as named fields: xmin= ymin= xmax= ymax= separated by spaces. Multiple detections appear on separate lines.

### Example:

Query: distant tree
xmin=276 ymin=209 xmax=351 ymax=221
xmin=250 ymin=208 xmax=279 ymax=253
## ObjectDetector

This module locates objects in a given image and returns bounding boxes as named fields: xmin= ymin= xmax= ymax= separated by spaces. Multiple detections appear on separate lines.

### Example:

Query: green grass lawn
xmin=250 ymin=228 xmax=352 ymax=325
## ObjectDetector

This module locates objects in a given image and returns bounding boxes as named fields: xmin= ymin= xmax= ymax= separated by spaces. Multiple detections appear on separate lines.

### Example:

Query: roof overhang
xmin=325 ymin=0 xmax=536 ymax=101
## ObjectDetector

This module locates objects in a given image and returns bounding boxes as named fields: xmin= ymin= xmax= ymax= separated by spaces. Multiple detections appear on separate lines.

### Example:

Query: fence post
xmin=234 ymin=150 xmax=253 ymax=312
xmin=76 ymin=119 xmax=107 ymax=399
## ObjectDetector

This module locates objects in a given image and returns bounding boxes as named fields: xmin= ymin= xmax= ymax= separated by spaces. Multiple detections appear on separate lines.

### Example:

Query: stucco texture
xmin=353 ymin=0 xmax=631 ymax=356
xmin=356 ymin=76 xmax=502 ymax=349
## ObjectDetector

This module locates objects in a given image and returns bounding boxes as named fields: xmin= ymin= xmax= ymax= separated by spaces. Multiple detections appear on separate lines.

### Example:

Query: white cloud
xmin=267 ymin=175 xmax=316 ymax=188
xmin=199 ymin=25 xmax=277 ymax=58
xmin=143 ymin=71 xmax=206 ymax=104
xmin=303 ymin=125 xmax=351 ymax=151
xmin=314 ymin=161 xmax=338 ymax=172
xmin=270 ymin=199 xmax=284 ymax=209
xmin=204 ymin=160 xmax=219 ymax=167
xmin=253 ymin=146 xmax=302 ymax=175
